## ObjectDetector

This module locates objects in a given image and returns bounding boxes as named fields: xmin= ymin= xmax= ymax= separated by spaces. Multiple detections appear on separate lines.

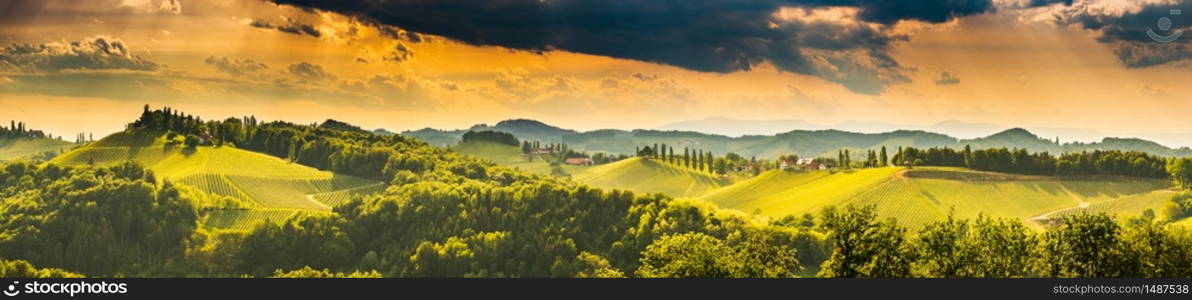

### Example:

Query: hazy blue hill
xmin=960 ymin=128 xmax=1061 ymax=152
xmin=404 ymin=119 xmax=1192 ymax=158
xmin=1071 ymin=137 xmax=1192 ymax=157
xmin=402 ymin=118 xmax=577 ymax=146
xmin=482 ymin=119 xmax=577 ymax=143
xmin=653 ymin=116 xmax=822 ymax=136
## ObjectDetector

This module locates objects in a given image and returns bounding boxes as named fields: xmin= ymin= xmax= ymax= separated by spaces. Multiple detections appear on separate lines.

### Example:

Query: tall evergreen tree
xmin=686 ymin=147 xmax=696 ymax=169
xmin=880 ymin=146 xmax=888 ymax=167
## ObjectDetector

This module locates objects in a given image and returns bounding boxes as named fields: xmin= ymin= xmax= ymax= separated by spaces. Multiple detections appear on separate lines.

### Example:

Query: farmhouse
xmin=779 ymin=159 xmax=796 ymax=170
xmin=563 ymin=157 xmax=593 ymax=166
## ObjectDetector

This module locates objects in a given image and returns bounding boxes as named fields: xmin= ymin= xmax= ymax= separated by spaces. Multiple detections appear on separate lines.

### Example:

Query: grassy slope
xmin=572 ymin=157 xmax=729 ymax=198
xmin=51 ymin=130 xmax=381 ymax=211
xmin=451 ymin=141 xmax=588 ymax=175
xmin=0 ymin=137 xmax=75 ymax=161
xmin=702 ymin=166 xmax=1176 ymax=228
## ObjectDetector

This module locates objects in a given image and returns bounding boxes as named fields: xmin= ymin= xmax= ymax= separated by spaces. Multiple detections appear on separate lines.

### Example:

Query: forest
xmin=891 ymin=146 xmax=1171 ymax=178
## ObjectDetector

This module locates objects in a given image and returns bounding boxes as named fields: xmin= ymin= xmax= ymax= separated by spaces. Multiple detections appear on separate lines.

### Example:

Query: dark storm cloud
xmin=0 ymin=36 xmax=159 ymax=72
xmin=267 ymin=0 xmax=995 ymax=94
xmin=247 ymin=18 xmax=322 ymax=38
xmin=808 ymin=0 xmax=997 ymax=25
xmin=1026 ymin=0 xmax=1074 ymax=8
xmin=1055 ymin=1 xmax=1192 ymax=67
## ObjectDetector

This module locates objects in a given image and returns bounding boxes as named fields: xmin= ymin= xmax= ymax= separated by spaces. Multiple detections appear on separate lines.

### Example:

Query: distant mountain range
xmin=654 ymin=117 xmax=1192 ymax=148
xmin=402 ymin=119 xmax=577 ymax=146
xmin=401 ymin=119 xmax=1192 ymax=159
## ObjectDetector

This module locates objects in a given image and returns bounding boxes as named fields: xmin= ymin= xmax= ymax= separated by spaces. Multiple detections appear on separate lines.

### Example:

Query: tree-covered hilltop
xmin=2 ymin=120 xmax=49 ymax=139
xmin=892 ymin=146 xmax=1171 ymax=178
xmin=461 ymin=130 xmax=519 ymax=146
xmin=0 ymin=121 xmax=78 ymax=162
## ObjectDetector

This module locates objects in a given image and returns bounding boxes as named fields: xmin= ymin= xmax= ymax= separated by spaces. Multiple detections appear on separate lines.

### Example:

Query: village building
xmin=563 ymin=157 xmax=593 ymax=166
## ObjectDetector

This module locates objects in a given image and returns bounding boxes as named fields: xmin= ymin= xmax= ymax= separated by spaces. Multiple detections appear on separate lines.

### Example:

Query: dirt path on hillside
xmin=1028 ymin=185 xmax=1088 ymax=223
xmin=304 ymin=194 xmax=332 ymax=211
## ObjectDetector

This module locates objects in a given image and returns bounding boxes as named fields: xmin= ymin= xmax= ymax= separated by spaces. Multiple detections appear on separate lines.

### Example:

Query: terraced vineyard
xmin=200 ymin=209 xmax=330 ymax=230
xmin=0 ymin=137 xmax=75 ymax=161
xmin=178 ymin=173 xmax=253 ymax=203
xmin=702 ymin=166 xmax=1176 ymax=228
xmin=573 ymin=157 xmax=729 ymax=198
xmin=311 ymin=182 xmax=388 ymax=207
xmin=1045 ymin=190 xmax=1176 ymax=219
xmin=52 ymin=130 xmax=383 ymax=212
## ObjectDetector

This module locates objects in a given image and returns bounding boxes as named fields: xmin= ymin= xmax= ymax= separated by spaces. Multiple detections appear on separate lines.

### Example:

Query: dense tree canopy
xmin=0 ymin=161 xmax=197 ymax=276
xmin=892 ymin=146 xmax=1170 ymax=178
xmin=461 ymin=130 xmax=520 ymax=146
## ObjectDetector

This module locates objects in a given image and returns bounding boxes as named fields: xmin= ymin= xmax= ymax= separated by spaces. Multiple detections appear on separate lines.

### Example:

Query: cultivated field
xmin=200 ymin=209 xmax=335 ymax=230
xmin=702 ymin=166 xmax=1177 ymax=228
xmin=52 ymin=130 xmax=386 ymax=215
xmin=0 ymin=137 xmax=74 ymax=161
xmin=572 ymin=157 xmax=729 ymax=198
xmin=452 ymin=141 xmax=589 ymax=175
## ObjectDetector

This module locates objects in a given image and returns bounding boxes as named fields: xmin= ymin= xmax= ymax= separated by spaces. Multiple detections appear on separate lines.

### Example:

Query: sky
xmin=1 ymin=0 xmax=1191 ymax=146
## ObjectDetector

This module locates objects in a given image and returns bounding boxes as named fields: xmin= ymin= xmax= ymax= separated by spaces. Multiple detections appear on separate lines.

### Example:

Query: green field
xmin=51 ymin=130 xmax=384 ymax=212
xmin=572 ymin=157 xmax=730 ymax=198
xmin=451 ymin=141 xmax=589 ymax=175
xmin=0 ymin=137 xmax=74 ymax=161
xmin=702 ymin=166 xmax=1177 ymax=228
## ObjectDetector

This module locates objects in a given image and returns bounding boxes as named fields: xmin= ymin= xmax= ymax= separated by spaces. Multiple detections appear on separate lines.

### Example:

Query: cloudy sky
xmin=1 ymin=0 xmax=1190 ymax=145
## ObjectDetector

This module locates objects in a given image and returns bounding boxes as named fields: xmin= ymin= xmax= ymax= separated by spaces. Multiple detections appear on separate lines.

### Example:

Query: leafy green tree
xmin=817 ymin=205 xmax=914 ymax=277
xmin=0 ymin=259 xmax=83 ymax=278
xmin=270 ymin=266 xmax=381 ymax=278
xmin=237 ymin=213 xmax=356 ymax=277
xmin=1166 ymin=192 xmax=1192 ymax=220
xmin=1115 ymin=220 xmax=1192 ymax=277
xmin=913 ymin=214 xmax=1035 ymax=277
xmin=635 ymin=232 xmax=800 ymax=278
xmin=575 ymin=252 xmax=625 ymax=278
xmin=964 ymin=216 xmax=1036 ymax=277
xmin=1036 ymin=213 xmax=1126 ymax=277
xmin=1170 ymin=158 xmax=1192 ymax=189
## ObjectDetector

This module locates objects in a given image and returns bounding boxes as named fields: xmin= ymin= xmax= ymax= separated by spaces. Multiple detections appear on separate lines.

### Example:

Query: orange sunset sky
xmin=1 ymin=0 xmax=1190 ymax=146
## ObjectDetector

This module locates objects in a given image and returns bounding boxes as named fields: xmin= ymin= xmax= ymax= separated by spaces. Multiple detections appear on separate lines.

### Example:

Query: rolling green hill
xmin=51 ymin=130 xmax=382 ymax=211
xmin=0 ymin=137 xmax=75 ymax=161
xmin=572 ymin=157 xmax=729 ymax=198
xmin=451 ymin=140 xmax=589 ymax=175
xmin=702 ymin=166 xmax=1177 ymax=228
